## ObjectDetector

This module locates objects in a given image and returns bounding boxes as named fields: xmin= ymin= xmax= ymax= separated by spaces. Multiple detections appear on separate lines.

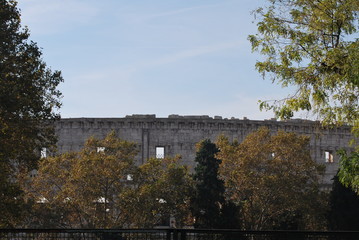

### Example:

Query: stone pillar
xmin=142 ymin=129 xmax=149 ymax=163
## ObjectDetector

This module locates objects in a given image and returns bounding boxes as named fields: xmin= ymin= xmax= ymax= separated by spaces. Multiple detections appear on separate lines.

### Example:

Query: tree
xmin=337 ymin=150 xmax=359 ymax=194
xmin=0 ymin=0 xmax=63 ymax=227
xmin=328 ymin=173 xmax=359 ymax=230
xmin=190 ymin=139 xmax=239 ymax=229
xmin=122 ymin=156 xmax=194 ymax=228
xmin=249 ymin=0 xmax=358 ymax=125
xmin=217 ymin=128 xmax=327 ymax=230
xmin=25 ymin=133 xmax=193 ymax=228
xmin=0 ymin=161 xmax=25 ymax=228
xmin=249 ymin=0 xmax=359 ymax=196
xmin=25 ymin=132 xmax=138 ymax=228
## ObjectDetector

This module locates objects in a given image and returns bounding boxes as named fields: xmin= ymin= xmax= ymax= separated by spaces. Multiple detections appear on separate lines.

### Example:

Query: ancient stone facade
xmin=55 ymin=114 xmax=354 ymax=188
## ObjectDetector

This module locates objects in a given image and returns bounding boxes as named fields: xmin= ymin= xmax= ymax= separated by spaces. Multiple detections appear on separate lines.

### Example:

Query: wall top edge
xmin=55 ymin=117 xmax=355 ymax=132
xmin=57 ymin=116 xmax=319 ymax=124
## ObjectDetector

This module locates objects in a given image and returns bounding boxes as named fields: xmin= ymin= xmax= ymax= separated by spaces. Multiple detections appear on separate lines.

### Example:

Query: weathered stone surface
xmin=55 ymin=115 xmax=355 ymax=188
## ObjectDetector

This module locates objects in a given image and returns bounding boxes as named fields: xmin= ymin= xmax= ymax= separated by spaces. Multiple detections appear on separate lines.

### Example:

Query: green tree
xmin=0 ymin=162 xmax=25 ymax=228
xmin=328 ymin=173 xmax=359 ymax=230
xmin=191 ymin=139 xmax=239 ymax=229
xmin=217 ymin=128 xmax=327 ymax=230
xmin=249 ymin=0 xmax=359 ymax=195
xmin=0 ymin=0 xmax=63 ymax=227
xmin=122 ymin=156 xmax=193 ymax=228
xmin=249 ymin=0 xmax=358 ymax=125
xmin=337 ymin=150 xmax=359 ymax=193
xmin=25 ymin=132 xmax=138 ymax=228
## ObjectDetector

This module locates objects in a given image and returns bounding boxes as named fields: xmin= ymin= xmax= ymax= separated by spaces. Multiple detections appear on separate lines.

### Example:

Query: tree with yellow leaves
xmin=25 ymin=132 xmax=193 ymax=228
xmin=25 ymin=131 xmax=138 ymax=228
xmin=121 ymin=156 xmax=194 ymax=228
xmin=217 ymin=128 xmax=327 ymax=230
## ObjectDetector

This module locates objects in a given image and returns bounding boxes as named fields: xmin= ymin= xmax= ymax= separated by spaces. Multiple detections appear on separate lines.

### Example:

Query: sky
xmin=16 ymin=0 xmax=302 ymax=120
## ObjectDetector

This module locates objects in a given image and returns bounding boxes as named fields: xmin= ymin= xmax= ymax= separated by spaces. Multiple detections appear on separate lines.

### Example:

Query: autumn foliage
xmin=217 ymin=128 xmax=327 ymax=230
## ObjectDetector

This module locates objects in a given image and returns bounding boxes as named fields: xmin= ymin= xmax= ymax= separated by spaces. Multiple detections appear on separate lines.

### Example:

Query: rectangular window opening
xmin=325 ymin=151 xmax=334 ymax=163
xmin=97 ymin=147 xmax=105 ymax=153
xmin=41 ymin=148 xmax=47 ymax=158
xmin=156 ymin=146 xmax=165 ymax=159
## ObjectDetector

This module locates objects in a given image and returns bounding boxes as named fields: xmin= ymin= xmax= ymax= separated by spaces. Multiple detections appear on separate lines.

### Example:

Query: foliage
xmin=0 ymin=0 xmax=63 ymax=227
xmin=25 ymin=132 xmax=138 ymax=228
xmin=0 ymin=162 xmax=26 ymax=228
xmin=25 ymin=132 xmax=193 ymax=228
xmin=191 ymin=139 xmax=240 ymax=229
xmin=338 ymin=150 xmax=359 ymax=194
xmin=0 ymin=0 xmax=63 ymax=169
xmin=249 ymin=0 xmax=359 ymax=125
xmin=217 ymin=128 xmax=327 ymax=230
xmin=122 ymin=156 xmax=194 ymax=228
xmin=249 ymin=0 xmax=359 ymax=199
xmin=328 ymin=173 xmax=359 ymax=230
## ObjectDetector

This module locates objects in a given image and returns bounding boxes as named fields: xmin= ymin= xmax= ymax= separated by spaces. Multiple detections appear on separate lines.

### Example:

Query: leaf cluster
xmin=338 ymin=150 xmax=359 ymax=194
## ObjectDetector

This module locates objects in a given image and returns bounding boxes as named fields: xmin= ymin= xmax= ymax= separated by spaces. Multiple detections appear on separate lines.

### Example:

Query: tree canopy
xmin=249 ymin=0 xmax=359 ymax=195
xmin=0 ymin=0 xmax=63 ymax=227
xmin=122 ymin=156 xmax=193 ymax=228
xmin=25 ymin=132 xmax=194 ymax=228
xmin=25 ymin=132 xmax=138 ymax=228
xmin=217 ymin=128 xmax=327 ymax=230
xmin=249 ymin=0 xmax=358 ymax=125
xmin=0 ymin=0 xmax=63 ymax=169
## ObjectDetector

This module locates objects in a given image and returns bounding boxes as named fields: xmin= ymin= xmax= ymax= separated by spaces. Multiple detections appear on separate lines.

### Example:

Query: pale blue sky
xmin=17 ymin=0 xmax=301 ymax=120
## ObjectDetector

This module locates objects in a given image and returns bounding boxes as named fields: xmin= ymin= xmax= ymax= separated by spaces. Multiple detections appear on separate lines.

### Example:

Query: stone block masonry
xmin=55 ymin=114 xmax=354 ymax=188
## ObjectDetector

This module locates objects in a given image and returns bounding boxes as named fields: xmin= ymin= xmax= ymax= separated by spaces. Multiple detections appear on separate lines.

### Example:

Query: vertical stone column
xmin=142 ymin=129 xmax=149 ymax=163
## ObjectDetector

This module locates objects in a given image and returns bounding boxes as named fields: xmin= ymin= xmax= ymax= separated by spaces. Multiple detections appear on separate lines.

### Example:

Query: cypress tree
xmin=191 ymin=139 xmax=239 ymax=228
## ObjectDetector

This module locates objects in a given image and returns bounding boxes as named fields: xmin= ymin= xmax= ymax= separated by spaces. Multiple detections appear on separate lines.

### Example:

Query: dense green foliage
xmin=337 ymin=150 xmax=359 ymax=194
xmin=191 ymin=140 xmax=224 ymax=228
xmin=217 ymin=128 xmax=328 ymax=230
xmin=0 ymin=0 xmax=63 ymax=227
xmin=328 ymin=174 xmax=359 ymax=230
xmin=191 ymin=139 xmax=240 ymax=229
xmin=0 ymin=162 xmax=25 ymax=228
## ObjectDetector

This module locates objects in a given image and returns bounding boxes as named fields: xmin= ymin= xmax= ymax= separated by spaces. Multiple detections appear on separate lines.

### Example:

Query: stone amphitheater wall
xmin=55 ymin=114 xmax=354 ymax=188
